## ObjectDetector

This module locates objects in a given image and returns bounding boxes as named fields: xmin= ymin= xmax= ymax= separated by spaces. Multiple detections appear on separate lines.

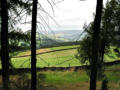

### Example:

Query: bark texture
xmin=90 ymin=0 xmax=103 ymax=90
xmin=1 ymin=0 xmax=10 ymax=90
xmin=31 ymin=0 xmax=38 ymax=90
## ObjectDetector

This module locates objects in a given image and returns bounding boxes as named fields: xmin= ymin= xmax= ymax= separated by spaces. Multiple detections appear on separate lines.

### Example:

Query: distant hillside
xmin=47 ymin=30 xmax=84 ymax=41
xmin=36 ymin=30 xmax=84 ymax=48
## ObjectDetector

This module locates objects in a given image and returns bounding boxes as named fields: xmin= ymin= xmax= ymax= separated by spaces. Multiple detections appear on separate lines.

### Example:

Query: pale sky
xmin=18 ymin=0 xmax=108 ymax=31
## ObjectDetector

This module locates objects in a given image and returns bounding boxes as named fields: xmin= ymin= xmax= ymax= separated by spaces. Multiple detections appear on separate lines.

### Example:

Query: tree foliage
xmin=76 ymin=0 xmax=120 ymax=66
xmin=8 ymin=30 xmax=30 ymax=51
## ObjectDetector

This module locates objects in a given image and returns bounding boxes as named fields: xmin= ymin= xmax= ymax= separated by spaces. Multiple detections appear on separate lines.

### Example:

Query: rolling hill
xmin=36 ymin=30 xmax=84 ymax=48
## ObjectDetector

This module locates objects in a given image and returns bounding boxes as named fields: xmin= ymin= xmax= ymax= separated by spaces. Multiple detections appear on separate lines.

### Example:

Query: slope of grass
xmin=50 ymin=45 xmax=79 ymax=51
xmin=104 ymin=46 xmax=120 ymax=62
xmin=13 ymin=45 xmax=79 ymax=57
xmin=9 ymin=45 xmax=120 ymax=68
xmin=11 ymin=49 xmax=81 ymax=68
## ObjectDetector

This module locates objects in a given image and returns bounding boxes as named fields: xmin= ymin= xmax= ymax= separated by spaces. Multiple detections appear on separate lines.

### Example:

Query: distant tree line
xmin=39 ymin=41 xmax=80 ymax=48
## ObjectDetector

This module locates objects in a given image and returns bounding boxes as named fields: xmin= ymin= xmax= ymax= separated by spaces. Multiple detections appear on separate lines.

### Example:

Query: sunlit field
xmin=0 ymin=46 xmax=119 ymax=90
xmin=5 ymin=45 xmax=119 ymax=68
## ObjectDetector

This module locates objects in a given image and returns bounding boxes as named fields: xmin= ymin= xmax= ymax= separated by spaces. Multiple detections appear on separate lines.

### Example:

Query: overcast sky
xmin=19 ymin=0 xmax=108 ymax=31
xmin=41 ymin=0 xmax=108 ymax=31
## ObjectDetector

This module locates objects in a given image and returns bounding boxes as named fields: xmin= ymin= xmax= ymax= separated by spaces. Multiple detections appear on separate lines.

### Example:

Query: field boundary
xmin=0 ymin=60 xmax=120 ymax=74
xmin=12 ymin=47 xmax=77 ymax=58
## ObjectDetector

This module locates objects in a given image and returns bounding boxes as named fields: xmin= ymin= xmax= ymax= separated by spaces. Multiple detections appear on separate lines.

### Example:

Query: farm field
xmin=0 ymin=45 xmax=119 ymax=90
xmin=8 ymin=45 xmax=120 ymax=68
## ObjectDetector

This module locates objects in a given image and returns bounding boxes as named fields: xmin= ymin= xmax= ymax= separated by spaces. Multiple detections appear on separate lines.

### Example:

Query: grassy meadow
xmin=0 ymin=45 xmax=120 ymax=90
xmin=37 ymin=64 xmax=120 ymax=90
xmin=0 ymin=64 xmax=120 ymax=90
xmin=8 ymin=45 xmax=120 ymax=68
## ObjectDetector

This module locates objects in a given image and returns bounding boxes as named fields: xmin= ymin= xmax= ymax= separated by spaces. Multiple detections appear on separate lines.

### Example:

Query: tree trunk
xmin=90 ymin=0 xmax=103 ymax=90
xmin=100 ymin=40 xmax=106 ymax=64
xmin=0 ymin=0 xmax=10 ymax=90
xmin=31 ymin=0 xmax=38 ymax=90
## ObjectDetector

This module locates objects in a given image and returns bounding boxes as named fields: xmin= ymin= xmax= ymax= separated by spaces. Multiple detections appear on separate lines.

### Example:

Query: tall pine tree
xmin=1 ymin=0 xmax=9 ymax=89
xmin=31 ymin=0 xmax=38 ymax=90
xmin=90 ymin=0 xmax=103 ymax=90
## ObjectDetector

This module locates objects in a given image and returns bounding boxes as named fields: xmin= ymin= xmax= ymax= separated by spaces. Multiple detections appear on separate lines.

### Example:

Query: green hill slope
xmin=4 ymin=45 xmax=119 ymax=68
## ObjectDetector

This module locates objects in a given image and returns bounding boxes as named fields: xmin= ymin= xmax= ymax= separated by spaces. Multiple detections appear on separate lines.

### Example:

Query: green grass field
xmin=38 ymin=64 xmax=120 ymax=90
xmin=0 ymin=64 xmax=119 ymax=90
xmin=0 ymin=45 xmax=120 ymax=90
xmin=8 ymin=45 xmax=119 ymax=68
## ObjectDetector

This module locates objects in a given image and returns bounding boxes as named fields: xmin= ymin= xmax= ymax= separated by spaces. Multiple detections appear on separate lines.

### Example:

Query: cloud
xmin=47 ymin=0 xmax=108 ymax=31
xmin=19 ymin=0 xmax=108 ymax=31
